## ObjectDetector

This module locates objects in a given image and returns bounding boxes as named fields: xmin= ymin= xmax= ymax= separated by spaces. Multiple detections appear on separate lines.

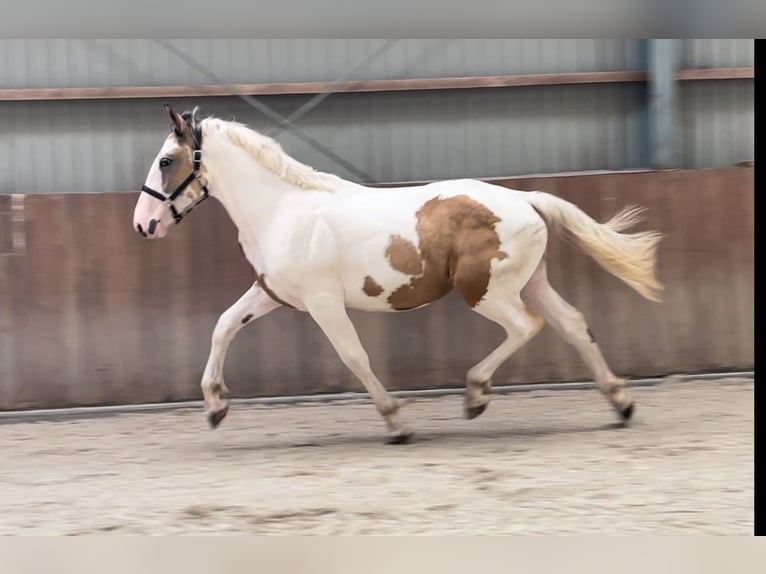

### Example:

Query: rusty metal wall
xmin=0 ymin=167 xmax=753 ymax=410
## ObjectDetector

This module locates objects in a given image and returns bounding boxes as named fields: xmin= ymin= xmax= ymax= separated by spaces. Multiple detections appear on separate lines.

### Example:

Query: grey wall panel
xmin=0 ymin=98 xmax=170 ymax=195
xmin=0 ymin=83 xmax=645 ymax=194
xmin=680 ymin=79 xmax=754 ymax=169
xmin=1 ymin=40 xmax=753 ymax=192
xmin=679 ymin=39 xmax=754 ymax=69
xmin=0 ymin=40 xmax=643 ymax=89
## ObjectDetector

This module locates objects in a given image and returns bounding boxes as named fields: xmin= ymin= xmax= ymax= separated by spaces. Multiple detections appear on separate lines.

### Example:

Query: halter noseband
xmin=141 ymin=126 xmax=210 ymax=224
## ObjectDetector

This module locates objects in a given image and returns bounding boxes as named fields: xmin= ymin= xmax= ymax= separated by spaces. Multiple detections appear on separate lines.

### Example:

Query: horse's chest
xmin=237 ymin=236 xmax=302 ymax=307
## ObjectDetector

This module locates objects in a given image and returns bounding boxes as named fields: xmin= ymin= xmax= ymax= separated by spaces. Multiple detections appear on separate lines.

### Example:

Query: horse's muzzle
xmin=135 ymin=218 xmax=166 ymax=239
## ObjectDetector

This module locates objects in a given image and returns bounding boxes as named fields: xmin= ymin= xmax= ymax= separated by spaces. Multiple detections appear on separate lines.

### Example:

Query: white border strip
xmin=11 ymin=194 xmax=26 ymax=254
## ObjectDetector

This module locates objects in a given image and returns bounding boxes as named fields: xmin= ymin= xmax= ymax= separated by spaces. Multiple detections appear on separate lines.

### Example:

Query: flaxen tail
xmin=524 ymin=191 xmax=664 ymax=302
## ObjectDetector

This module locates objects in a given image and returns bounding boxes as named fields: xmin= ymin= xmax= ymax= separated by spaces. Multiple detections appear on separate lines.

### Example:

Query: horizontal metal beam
xmin=0 ymin=71 xmax=646 ymax=102
xmin=0 ymin=68 xmax=751 ymax=103
xmin=676 ymin=67 xmax=754 ymax=81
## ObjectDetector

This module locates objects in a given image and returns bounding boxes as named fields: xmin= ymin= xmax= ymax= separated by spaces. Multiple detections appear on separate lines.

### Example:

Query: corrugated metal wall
xmin=679 ymin=39 xmax=754 ymax=68
xmin=681 ymin=79 xmax=754 ymax=168
xmin=0 ymin=40 xmax=644 ymax=88
xmin=0 ymin=167 xmax=753 ymax=410
xmin=4 ymin=39 xmax=749 ymax=89
xmin=0 ymin=84 xmax=647 ymax=194
xmin=0 ymin=40 xmax=753 ymax=194
xmin=678 ymin=39 xmax=754 ymax=169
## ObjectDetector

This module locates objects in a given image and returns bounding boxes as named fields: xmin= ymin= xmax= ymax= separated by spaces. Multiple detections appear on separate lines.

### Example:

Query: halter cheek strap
xmin=140 ymin=128 xmax=210 ymax=224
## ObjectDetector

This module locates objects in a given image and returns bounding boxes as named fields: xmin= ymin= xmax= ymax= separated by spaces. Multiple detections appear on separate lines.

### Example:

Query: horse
xmin=133 ymin=105 xmax=663 ymax=444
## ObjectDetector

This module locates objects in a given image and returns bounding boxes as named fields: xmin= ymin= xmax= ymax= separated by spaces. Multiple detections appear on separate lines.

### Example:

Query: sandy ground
xmin=0 ymin=378 xmax=753 ymax=535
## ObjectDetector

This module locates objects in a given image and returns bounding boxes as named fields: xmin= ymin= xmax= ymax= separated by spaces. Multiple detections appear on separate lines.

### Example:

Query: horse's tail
xmin=524 ymin=191 xmax=664 ymax=302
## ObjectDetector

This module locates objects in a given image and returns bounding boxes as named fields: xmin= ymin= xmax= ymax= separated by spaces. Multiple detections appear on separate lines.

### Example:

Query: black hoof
xmin=620 ymin=402 xmax=635 ymax=422
xmin=387 ymin=431 xmax=414 ymax=445
xmin=465 ymin=402 xmax=488 ymax=420
xmin=207 ymin=406 xmax=229 ymax=429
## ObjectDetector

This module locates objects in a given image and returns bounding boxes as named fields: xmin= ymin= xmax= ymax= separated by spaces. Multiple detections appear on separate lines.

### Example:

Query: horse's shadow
xmin=215 ymin=419 xmax=632 ymax=453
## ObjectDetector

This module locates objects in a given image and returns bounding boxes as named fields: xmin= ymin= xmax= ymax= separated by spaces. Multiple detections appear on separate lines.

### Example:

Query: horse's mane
xmin=201 ymin=117 xmax=343 ymax=192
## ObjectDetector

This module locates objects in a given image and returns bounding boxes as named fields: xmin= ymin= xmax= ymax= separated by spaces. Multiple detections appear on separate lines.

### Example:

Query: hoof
xmin=465 ymin=402 xmax=488 ymax=420
xmin=207 ymin=406 xmax=229 ymax=429
xmin=386 ymin=430 xmax=414 ymax=445
xmin=619 ymin=402 xmax=635 ymax=422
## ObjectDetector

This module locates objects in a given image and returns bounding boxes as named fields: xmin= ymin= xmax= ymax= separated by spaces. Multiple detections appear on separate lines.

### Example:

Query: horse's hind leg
xmin=520 ymin=261 xmax=635 ymax=421
xmin=457 ymin=238 xmax=547 ymax=419
xmin=463 ymin=297 xmax=545 ymax=419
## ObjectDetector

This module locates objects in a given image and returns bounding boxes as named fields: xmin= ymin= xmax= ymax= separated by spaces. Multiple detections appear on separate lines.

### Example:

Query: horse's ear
xmin=164 ymin=103 xmax=191 ymax=138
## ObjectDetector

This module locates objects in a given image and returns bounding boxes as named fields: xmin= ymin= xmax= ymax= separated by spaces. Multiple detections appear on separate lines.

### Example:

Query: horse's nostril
xmin=136 ymin=223 xmax=147 ymax=237
xmin=148 ymin=219 xmax=159 ymax=235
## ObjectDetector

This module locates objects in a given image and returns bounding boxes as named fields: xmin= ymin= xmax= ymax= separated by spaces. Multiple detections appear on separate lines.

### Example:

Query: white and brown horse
xmin=133 ymin=105 xmax=663 ymax=443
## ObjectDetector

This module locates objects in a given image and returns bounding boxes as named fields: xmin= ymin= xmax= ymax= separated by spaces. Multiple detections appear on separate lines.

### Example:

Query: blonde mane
xmin=202 ymin=118 xmax=343 ymax=192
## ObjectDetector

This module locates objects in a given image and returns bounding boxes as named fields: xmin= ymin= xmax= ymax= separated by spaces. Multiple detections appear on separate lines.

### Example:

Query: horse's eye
xmin=159 ymin=157 xmax=172 ymax=168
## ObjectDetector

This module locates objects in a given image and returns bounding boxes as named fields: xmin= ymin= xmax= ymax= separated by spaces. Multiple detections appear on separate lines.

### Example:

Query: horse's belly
xmin=344 ymin=273 xmax=453 ymax=312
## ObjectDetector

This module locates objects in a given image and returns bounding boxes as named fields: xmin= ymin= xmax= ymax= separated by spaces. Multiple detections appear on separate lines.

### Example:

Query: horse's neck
xmin=205 ymin=141 xmax=284 ymax=228
xmin=204 ymin=137 xmax=331 ymax=257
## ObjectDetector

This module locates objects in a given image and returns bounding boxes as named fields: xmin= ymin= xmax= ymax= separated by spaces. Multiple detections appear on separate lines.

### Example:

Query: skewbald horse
xmin=133 ymin=105 xmax=662 ymax=443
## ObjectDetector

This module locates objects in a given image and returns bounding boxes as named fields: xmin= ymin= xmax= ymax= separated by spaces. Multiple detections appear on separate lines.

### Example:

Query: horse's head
xmin=133 ymin=104 xmax=210 ymax=239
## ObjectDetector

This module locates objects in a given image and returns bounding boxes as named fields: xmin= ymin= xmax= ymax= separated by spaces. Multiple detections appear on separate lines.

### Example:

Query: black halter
xmin=141 ymin=126 xmax=210 ymax=224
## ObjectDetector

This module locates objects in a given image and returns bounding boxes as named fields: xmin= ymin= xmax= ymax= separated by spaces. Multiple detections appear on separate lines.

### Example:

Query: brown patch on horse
xmin=167 ymin=104 xmax=198 ymax=143
xmin=159 ymin=145 xmax=195 ymax=193
xmin=385 ymin=235 xmax=423 ymax=275
xmin=236 ymin=241 xmax=293 ymax=308
xmin=155 ymin=105 xmax=207 ymax=199
xmin=387 ymin=195 xmax=508 ymax=310
xmin=363 ymin=276 xmax=384 ymax=297
xmin=255 ymin=272 xmax=295 ymax=309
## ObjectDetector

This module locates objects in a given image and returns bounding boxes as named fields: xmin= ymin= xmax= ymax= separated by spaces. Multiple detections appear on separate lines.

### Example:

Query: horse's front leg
xmin=202 ymin=283 xmax=281 ymax=428
xmin=303 ymin=292 xmax=413 ymax=444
